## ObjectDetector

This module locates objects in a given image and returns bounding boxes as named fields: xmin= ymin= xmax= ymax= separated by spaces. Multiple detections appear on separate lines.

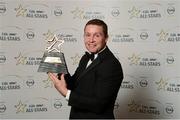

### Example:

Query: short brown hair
xmin=84 ymin=19 xmax=108 ymax=38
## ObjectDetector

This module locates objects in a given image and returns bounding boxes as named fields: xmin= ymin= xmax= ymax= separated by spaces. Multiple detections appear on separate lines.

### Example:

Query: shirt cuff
xmin=65 ymin=90 xmax=71 ymax=101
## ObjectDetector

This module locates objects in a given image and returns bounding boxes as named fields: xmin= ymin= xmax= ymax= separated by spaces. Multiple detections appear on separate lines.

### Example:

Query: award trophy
xmin=38 ymin=34 xmax=68 ymax=74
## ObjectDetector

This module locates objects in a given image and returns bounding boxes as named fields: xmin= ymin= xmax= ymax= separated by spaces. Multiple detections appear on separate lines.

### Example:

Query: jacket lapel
xmin=76 ymin=57 xmax=101 ymax=82
xmin=75 ymin=47 xmax=110 ymax=85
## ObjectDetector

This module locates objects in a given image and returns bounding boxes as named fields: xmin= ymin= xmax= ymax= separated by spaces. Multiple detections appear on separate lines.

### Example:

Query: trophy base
xmin=38 ymin=52 xmax=68 ymax=74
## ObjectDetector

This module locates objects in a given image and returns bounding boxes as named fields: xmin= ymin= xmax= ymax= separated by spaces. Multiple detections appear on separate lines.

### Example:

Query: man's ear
xmin=105 ymin=35 xmax=109 ymax=42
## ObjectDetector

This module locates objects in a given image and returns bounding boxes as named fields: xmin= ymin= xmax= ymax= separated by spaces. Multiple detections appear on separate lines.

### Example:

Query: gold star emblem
xmin=128 ymin=100 xmax=140 ymax=112
xmin=71 ymin=53 xmax=81 ymax=65
xmin=157 ymin=29 xmax=168 ymax=42
xmin=128 ymin=53 xmax=141 ymax=65
xmin=155 ymin=77 xmax=168 ymax=91
xmin=14 ymin=4 xmax=27 ymax=17
xmin=14 ymin=52 xmax=27 ymax=65
xmin=43 ymin=76 xmax=53 ymax=88
xmin=14 ymin=101 xmax=26 ymax=113
xmin=71 ymin=7 xmax=84 ymax=19
xmin=128 ymin=6 xmax=140 ymax=19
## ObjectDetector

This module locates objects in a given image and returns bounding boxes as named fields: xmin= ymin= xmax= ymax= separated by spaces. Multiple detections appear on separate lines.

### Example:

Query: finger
xmin=48 ymin=73 xmax=58 ymax=83
xmin=60 ymin=74 xmax=64 ymax=81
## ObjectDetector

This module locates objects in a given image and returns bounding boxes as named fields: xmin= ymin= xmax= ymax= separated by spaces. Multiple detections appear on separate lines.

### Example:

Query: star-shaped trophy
xmin=38 ymin=34 xmax=68 ymax=74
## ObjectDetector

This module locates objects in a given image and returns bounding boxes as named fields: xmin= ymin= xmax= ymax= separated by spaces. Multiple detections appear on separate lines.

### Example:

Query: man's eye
xmin=95 ymin=34 xmax=100 ymax=37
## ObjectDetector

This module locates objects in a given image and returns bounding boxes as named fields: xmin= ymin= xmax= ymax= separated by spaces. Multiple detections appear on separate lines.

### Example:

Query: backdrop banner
xmin=0 ymin=0 xmax=179 ymax=119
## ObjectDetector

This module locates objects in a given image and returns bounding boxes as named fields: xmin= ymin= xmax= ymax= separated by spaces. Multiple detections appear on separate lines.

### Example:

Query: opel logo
xmin=111 ymin=9 xmax=120 ymax=17
xmin=0 ymin=104 xmax=6 ymax=113
xmin=140 ymin=32 xmax=148 ymax=40
xmin=26 ymin=79 xmax=35 ymax=87
xmin=166 ymin=56 xmax=174 ymax=64
xmin=54 ymin=101 xmax=62 ymax=109
xmin=0 ymin=55 xmax=6 ymax=63
xmin=167 ymin=6 xmax=175 ymax=15
xmin=0 ymin=5 xmax=6 ymax=13
xmin=54 ymin=9 xmax=62 ymax=16
xmin=139 ymin=79 xmax=148 ymax=87
xmin=166 ymin=105 xmax=174 ymax=114
xmin=26 ymin=31 xmax=35 ymax=39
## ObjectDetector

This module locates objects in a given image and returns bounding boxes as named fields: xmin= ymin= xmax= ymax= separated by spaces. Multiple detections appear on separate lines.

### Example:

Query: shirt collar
xmin=86 ymin=46 xmax=107 ymax=60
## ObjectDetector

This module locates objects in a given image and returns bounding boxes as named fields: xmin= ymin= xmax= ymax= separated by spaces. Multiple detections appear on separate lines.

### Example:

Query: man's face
xmin=84 ymin=25 xmax=107 ymax=53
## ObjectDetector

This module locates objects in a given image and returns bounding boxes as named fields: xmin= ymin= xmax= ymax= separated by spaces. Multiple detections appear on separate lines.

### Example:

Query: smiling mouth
xmin=88 ymin=44 xmax=96 ymax=47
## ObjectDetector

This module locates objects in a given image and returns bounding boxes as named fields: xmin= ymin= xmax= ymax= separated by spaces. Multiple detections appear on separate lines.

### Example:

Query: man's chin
xmin=87 ymin=48 xmax=96 ymax=53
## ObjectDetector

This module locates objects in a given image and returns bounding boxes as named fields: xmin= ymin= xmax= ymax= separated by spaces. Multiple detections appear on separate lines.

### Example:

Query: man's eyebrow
xmin=94 ymin=32 xmax=103 ymax=35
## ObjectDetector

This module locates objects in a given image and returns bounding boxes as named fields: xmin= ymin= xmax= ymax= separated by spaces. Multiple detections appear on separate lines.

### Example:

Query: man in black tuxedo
xmin=48 ymin=19 xmax=123 ymax=119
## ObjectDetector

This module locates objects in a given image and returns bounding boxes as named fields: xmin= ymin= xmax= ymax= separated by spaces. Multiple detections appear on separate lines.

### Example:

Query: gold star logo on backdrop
xmin=14 ymin=4 xmax=27 ymax=17
xmin=43 ymin=30 xmax=54 ymax=41
xmin=155 ymin=77 xmax=168 ymax=91
xmin=14 ymin=101 xmax=27 ymax=113
xmin=128 ymin=53 xmax=141 ymax=65
xmin=128 ymin=100 xmax=140 ymax=112
xmin=43 ymin=76 xmax=53 ymax=88
xmin=157 ymin=29 xmax=168 ymax=42
xmin=71 ymin=7 xmax=84 ymax=19
xmin=71 ymin=53 xmax=81 ymax=65
xmin=128 ymin=6 xmax=140 ymax=19
xmin=14 ymin=52 xmax=27 ymax=65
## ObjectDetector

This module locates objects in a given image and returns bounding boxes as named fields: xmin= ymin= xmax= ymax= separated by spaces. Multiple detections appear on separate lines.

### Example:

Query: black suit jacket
xmin=65 ymin=47 xmax=123 ymax=119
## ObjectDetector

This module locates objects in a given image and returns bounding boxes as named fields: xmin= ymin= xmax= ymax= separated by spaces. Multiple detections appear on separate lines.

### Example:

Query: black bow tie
xmin=85 ymin=52 xmax=95 ymax=61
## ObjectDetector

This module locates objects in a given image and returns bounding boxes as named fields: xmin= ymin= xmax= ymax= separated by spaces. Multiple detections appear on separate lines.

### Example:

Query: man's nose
xmin=89 ymin=35 xmax=95 ymax=42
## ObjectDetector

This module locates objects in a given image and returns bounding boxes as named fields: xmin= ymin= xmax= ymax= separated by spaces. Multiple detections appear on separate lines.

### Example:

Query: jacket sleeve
xmin=58 ymin=54 xmax=88 ymax=90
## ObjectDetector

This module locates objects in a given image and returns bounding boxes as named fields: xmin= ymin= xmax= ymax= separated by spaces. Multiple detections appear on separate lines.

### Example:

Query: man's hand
xmin=48 ymin=72 xmax=68 ymax=97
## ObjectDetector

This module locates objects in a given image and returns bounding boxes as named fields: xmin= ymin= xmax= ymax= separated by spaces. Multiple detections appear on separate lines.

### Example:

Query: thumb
xmin=60 ymin=73 xmax=65 ymax=81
